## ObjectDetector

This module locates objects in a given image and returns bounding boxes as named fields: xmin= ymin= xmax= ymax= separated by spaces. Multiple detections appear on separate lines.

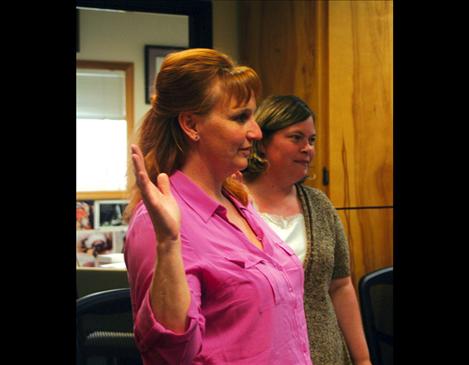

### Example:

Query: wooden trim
xmin=76 ymin=60 xmax=134 ymax=201
xmin=76 ymin=60 xmax=132 ymax=72
xmin=308 ymin=0 xmax=330 ymax=196
xmin=124 ymin=63 xmax=134 ymax=199
xmin=77 ymin=191 xmax=129 ymax=200
xmin=336 ymin=206 xmax=393 ymax=210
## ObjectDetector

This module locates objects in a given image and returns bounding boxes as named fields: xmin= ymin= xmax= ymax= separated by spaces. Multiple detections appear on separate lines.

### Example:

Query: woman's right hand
xmin=131 ymin=145 xmax=190 ymax=333
xmin=130 ymin=144 xmax=181 ymax=245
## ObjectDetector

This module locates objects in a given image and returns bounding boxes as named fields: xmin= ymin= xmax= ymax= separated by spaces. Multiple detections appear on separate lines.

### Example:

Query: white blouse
xmin=258 ymin=210 xmax=307 ymax=264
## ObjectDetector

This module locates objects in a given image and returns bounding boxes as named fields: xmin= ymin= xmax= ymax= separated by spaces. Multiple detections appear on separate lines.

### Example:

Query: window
xmin=76 ymin=61 xmax=134 ymax=200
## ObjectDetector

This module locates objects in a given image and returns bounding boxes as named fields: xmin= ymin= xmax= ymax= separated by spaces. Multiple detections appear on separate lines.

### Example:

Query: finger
xmin=130 ymin=146 xmax=159 ymax=199
xmin=130 ymin=146 xmax=149 ymax=182
xmin=130 ymin=145 xmax=146 ymax=174
xmin=157 ymin=173 xmax=171 ymax=195
xmin=131 ymin=153 xmax=144 ymax=177
xmin=232 ymin=170 xmax=244 ymax=183
xmin=130 ymin=144 xmax=144 ymax=161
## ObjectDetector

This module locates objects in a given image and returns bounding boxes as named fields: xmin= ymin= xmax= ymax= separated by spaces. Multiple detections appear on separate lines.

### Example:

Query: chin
xmin=291 ymin=170 xmax=309 ymax=183
xmin=296 ymin=175 xmax=309 ymax=184
xmin=235 ymin=158 xmax=249 ymax=171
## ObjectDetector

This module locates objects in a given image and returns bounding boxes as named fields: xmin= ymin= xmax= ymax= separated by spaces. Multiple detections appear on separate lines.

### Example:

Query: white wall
xmin=77 ymin=3 xmax=240 ymax=130
xmin=77 ymin=9 xmax=189 ymax=126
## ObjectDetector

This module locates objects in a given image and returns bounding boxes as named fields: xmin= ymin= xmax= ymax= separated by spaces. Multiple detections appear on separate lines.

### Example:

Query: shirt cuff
xmin=134 ymin=290 xmax=200 ymax=354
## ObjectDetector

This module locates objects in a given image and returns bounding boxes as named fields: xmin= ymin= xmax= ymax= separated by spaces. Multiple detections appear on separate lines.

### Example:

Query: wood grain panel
xmin=337 ymin=208 xmax=393 ymax=290
xmin=238 ymin=1 xmax=394 ymax=293
xmin=328 ymin=1 xmax=393 ymax=207
xmin=239 ymin=0 xmax=328 ymax=194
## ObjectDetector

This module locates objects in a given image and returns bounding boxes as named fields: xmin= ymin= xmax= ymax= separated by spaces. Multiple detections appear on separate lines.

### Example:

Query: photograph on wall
xmin=76 ymin=200 xmax=94 ymax=230
xmin=112 ymin=229 xmax=127 ymax=254
xmin=76 ymin=230 xmax=113 ymax=267
xmin=94 ymin=200 xmax=128 ymax=230
xmin=144 ymin=45 xmax=186 ymax=104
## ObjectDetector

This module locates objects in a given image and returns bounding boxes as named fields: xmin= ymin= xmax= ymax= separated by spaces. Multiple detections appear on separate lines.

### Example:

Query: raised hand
xmin=130 ymin=144 xmax=181 ymax=244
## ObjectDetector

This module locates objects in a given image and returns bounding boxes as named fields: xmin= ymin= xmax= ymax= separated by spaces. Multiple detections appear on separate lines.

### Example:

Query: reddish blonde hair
xmin=124 ymin=48 xmax=261 ymax=221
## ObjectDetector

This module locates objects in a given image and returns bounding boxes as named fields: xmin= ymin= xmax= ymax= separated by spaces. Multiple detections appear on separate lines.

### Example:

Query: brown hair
xmin=124 ymin=48 xmax=261 ymax=221
xmin=242 ymin=95 xmax=315 ymax=182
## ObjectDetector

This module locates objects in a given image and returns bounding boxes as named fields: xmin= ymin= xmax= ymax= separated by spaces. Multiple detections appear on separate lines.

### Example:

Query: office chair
xmin=76 ymin=288 xmax=143 ymax=365
xmin=358 ymin=266 xmax=393 ymax=365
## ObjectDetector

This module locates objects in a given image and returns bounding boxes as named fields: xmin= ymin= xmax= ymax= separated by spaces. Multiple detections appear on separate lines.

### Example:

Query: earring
xmin=194 ymin=135 xmax=200 ymax=141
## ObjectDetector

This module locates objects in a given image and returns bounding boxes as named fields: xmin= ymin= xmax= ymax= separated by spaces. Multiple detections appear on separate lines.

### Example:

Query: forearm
xmin=330 ymin=278 xmax=371 ymax=364
xmin=150 ymin=238 xmax=191 ymax=334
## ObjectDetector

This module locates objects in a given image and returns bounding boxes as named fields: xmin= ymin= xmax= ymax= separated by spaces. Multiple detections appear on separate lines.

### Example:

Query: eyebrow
xmin=231 ymin=106 xmax=255 ymax=113
xmin=228 ymin=107 xmax=254 ymax=117
xmin=288 ymin=130 xmax=316 ymax=136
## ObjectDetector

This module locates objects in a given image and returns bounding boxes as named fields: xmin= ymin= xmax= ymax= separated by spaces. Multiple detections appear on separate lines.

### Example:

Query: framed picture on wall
xmin=76 ymin=200 xmax=94 ymax=230
xmin=94 ymin=200 xmax=128 ymax=230
xmin=144 ymin=45 xmax=186 ymax=104
xmin=76 ymin=230 xmax=114 ymax=267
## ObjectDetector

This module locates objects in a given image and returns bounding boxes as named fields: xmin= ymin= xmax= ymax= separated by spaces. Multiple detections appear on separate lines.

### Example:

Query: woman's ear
xmin=178 ymin=112 xmax=200 ymax=142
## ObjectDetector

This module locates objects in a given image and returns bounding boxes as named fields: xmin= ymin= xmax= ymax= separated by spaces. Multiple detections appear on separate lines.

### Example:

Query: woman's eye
xmin=290 ymin=134 xmax=302 ymax=142
xmin=309 ymin=137 xmax=316 ymax=145
xmin=232 ymin=112 xmax=250 ymax=123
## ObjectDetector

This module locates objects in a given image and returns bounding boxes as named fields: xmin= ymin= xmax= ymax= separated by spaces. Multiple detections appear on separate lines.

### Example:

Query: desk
xmin=76 ymin=267 xmax=129 ymax=298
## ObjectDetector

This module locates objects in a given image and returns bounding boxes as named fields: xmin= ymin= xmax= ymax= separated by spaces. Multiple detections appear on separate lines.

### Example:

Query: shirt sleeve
xmin=124 ymin=206 xmax=205 ymax=364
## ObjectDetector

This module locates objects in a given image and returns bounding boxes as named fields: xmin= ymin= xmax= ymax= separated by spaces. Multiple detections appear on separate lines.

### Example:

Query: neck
xmin=248 ymin=176 xmax=295 ymax=198
xmin=180 ymin=156 xmax=228 ymax=204
xmin=246 ymin=173 xmax=300 ymax=215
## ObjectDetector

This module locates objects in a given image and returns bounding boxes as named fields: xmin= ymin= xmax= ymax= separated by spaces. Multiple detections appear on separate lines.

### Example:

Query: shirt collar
xmin=170 ymin=170 xmax=223 ymax=223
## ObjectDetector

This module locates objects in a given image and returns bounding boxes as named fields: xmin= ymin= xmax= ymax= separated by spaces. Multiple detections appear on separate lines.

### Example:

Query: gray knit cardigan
xmin=296 ymin=183 xmax=353 ymax=365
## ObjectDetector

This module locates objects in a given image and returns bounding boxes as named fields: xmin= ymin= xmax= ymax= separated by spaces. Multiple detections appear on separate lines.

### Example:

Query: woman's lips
xmin=239 ymin=147 xmax=252 ymax=157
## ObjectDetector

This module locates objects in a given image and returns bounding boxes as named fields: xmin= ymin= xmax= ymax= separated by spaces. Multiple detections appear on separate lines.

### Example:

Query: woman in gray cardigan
xmin=242 ymin=95 xmax=372 ymax=365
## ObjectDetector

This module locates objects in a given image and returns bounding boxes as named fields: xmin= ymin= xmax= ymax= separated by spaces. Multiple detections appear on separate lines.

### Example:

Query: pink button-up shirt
xmin=124 ymin=170 xmax=312 ymax=365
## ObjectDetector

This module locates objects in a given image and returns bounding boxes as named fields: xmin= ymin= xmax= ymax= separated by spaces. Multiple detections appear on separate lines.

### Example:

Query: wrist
xmin=156 ymin=236 xmax=181 ymax=254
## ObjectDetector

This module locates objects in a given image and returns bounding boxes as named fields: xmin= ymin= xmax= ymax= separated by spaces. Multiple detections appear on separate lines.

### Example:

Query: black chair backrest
xmin=76 ymin=288 xmax=142 ymax=365
xmin=359 ymin=266 xmax=393 ymax=365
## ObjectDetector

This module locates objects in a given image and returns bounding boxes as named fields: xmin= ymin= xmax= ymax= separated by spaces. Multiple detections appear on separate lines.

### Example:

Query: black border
xmin=76 ymin=9 xmax=80 ymax=52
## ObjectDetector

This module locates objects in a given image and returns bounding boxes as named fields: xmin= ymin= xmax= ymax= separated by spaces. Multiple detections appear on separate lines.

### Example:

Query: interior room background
xmin=76 ymin=0 xmax=393 ymax=290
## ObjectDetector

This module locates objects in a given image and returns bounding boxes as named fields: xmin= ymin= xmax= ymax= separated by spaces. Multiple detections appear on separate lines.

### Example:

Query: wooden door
xmin=239 ymin=0 xmax=394 ymax=289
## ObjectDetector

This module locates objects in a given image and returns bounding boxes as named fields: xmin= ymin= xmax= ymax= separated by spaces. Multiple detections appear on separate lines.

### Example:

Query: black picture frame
xmin=144 ymin=45 xmax=186 ymax=104
xmin=76 ymin=9 xmax=80 ymax=53
xmin=94 ymin=200 xmax=128 ymax=230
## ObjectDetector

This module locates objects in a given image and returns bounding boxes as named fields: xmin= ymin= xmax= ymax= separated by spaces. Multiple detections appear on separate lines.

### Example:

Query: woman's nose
xmin=301 ymin=142 xmax=314 ymax=154
xmin=246 ymin=118 xmax=262 ymax=141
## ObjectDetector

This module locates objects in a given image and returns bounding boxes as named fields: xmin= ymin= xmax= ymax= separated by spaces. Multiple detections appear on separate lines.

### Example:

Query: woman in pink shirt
xmin=123 ymin=48 xmax=313 ymax=364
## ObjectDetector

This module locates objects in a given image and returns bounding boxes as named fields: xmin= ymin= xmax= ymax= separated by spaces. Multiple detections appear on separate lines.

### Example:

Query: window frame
xmin=76 ymin=60 xmax=134 ymax=200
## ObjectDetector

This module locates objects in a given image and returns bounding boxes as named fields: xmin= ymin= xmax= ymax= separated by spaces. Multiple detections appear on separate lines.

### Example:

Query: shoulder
xmin=297 ymin=184 xmax=335 ymax=212
xmin=128 ymin=201 xmax=149 ymax=223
